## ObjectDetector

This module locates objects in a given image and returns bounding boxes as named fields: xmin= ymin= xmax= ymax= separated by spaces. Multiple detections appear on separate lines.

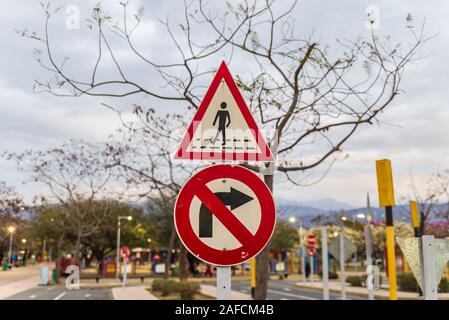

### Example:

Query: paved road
xmin=232 ymin=280 xmax=364 ymax=300
xmin=6 ymin=286 xmax=112 ymax=300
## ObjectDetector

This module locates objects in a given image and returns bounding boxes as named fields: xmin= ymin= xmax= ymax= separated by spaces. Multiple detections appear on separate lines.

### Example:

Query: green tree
xmin=0 ymin=182 xmax=26 ymax=264
xmin=271 ymin=221 xmax=299 ymax=250
xmin=81 ymin=200 xmax=153 ymax=273
xmin=27 ymin=204 xmax=70 ymax=282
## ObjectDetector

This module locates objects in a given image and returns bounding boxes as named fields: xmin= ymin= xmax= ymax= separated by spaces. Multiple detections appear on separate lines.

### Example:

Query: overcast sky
xmin=1 ymin=0 xmax=448 ymax=208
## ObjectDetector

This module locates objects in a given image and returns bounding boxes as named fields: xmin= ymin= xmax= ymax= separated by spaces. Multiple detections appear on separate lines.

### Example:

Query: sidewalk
xmin=295 ymin=280 xmax=449 ymax=300
xmin=0 ymin=264 xmax=49 ymax=299
xmin=200 ymin=284 xmax=252 ymax=300
xmin=112 ymin=286 xmax=158 ymax=300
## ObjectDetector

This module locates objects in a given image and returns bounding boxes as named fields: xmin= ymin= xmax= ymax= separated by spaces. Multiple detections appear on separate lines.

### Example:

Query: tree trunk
xmin=179 ymin=245 xmax=188 ymax=281
xmin=74 ymin=228 xmax=82 ymax=267
xmin=254 ymin=174 xmax=274 ymax=300
xmin=94 ymin=249 xmax=105 ymax=275
xmin=55 ymin=231 xmax=65 ymax=283
xmin=419 ymin=211 xmax=426 ymax=236
xmin=164 ymin=226 xmax=176 ymax=279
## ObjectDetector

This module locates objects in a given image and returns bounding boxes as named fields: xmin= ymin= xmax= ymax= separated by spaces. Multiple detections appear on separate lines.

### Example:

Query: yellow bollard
xmin=250 ymin=257 xmax=256 ymax=298
xmin=376 ymin=160 xmax=397 ymax=300
xmin=386 ymin=225 xmax=397 ymax=300
xmin=410 ymin=200 xmax=421 ymax=237
xmin=445 ymin=263 xmax=449 ymax=280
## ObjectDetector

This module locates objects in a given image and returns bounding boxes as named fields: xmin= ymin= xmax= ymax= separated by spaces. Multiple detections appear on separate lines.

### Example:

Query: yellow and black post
xmin=410 ymin=200 xmax=420 ymax=237
xmin=250 ymin=257 xmax=256 ymax=298
xmin=375 ymin=159 xmax=397 ymax=300
xmin=409 ymin=200 xmax=423 ymax=296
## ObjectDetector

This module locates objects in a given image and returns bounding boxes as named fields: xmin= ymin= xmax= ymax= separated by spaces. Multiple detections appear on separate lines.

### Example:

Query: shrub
xmin=162 ymin=280 xmax=178 ymax=296
xmin=319 ymin=271 xmax=338 ymax=280
xmin=397 ymin=273 xmax=419 ymax=292
xmin=346 ymin=275 xmax=364 ymax=287
xmin=397 ymin=274 xmax=449 ymax=293
xmin=152 ymin=279 xmax=200 ymax=299
xmin=151 ymin=279 xmax=163 ymax=292
xmin=151 ymin=279 xmax=178 ymax=296
xmin=177 ymin=281 xmax=200 ymax=300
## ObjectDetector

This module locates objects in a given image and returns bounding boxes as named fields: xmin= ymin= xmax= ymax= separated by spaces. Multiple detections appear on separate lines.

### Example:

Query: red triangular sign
xmin=175 ymin=61 xmax=274 ymax=162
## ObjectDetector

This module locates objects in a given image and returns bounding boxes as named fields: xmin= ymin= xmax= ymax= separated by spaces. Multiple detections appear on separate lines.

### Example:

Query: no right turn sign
xmin=174 ymin=164 xmax=276 ymax=266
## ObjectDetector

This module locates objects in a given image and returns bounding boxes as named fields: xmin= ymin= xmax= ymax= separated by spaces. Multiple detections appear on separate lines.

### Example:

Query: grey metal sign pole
xmin=340 ymin=233 xmax=346 ymax=300
xmin=321 ymin=227 xmax=329 ymax=300
xmin=116 ymin=218 xmax=121 ymax=280
xmin=298 ymin=224 xmax=306 ymax=285
xmin=365 ymin=224 xmax=374 ymax=300
xmin=217 ymin=267 xmax=231 ymax=300
xmin=122 ymin=259 xmax=127 ymax=288
xmin=422 ymin=235 xmax=438 ymax=300
xmin=310 ymin=256 xmax=314 ymax=284
xmin=365 ymin=225 xmax=373 ymax=267
xmin=366 ymin=193 xmax=374 ymax=267
xmin=365 ymin=193 xmax=375 ymax=300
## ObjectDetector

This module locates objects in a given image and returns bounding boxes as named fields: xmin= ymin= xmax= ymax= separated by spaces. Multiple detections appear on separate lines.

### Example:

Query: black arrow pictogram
xmin=199 ymin=187 xmax=253 ymax=238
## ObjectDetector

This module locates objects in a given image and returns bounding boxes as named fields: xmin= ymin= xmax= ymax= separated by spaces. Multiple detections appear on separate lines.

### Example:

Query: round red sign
xmin=120 ymin=246 xmax=130 ymax=259
xmin=174 ymin=164 xmax=276 ymax=266
xmin=306 ymin=235 xmax=317 ymax=247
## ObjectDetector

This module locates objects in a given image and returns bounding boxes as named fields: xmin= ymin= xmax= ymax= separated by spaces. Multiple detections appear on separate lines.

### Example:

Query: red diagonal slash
xmin=195 ymin=184 xmax=254 ymax=247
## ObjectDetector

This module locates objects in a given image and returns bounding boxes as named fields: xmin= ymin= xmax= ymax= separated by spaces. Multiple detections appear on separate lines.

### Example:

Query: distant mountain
xmin=276 ymin=198 xmax=352 ymax=215
xmin=275 ymin=201 xmax=323 ymax=218
xmin=276 ymin=199 xmax=448 ymax=228
xmin=299 ymin=198 xmax=353 ymax=211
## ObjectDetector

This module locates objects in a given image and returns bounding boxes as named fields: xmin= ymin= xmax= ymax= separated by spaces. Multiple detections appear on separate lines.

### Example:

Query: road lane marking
xmin=284 ymin=288 xmax=292 ymax=291
xmin=85 ymin=294 xmax=91 ymax=299
xmin=267 ymin=289 xmax=318 ymax=300
xmin=281 ymin=298 xmax=289 ymax=300
xmin=29 ymin=295 xmax=36 ymax=299
xmin=54 ymin=292 xmax=66 ymax=300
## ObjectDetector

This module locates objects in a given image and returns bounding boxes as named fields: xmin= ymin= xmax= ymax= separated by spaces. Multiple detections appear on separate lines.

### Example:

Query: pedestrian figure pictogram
xmin=212 ymin=101 xmax=231 ymax=146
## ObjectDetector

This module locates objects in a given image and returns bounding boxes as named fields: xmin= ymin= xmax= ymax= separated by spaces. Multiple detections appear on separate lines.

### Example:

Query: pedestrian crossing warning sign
xmin=175 ymin=61 xmax=274 ymax=162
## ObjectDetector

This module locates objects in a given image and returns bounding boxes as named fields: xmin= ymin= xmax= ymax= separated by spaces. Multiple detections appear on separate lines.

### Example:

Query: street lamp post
xmin=289 ymin=216 xmax=306 ymax=284
xmin=21 ymin=239 xmax=28 ymax=266
xmin=116 ymin=215 xmax=133 ymax=280
xmin=8 ymin=226 xmax=15 ymax=265
xmin=299 ymin=222 xmax=306 ymax=284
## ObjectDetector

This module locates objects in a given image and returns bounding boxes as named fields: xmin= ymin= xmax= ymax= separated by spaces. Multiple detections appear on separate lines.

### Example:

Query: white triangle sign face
xmin=175 ymin=61 xmax=274 ymax=162
xmin=396 ymin=237 xmax=423 ymax=289
xmin=397 ymin=237 xmax=449 ymax=291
